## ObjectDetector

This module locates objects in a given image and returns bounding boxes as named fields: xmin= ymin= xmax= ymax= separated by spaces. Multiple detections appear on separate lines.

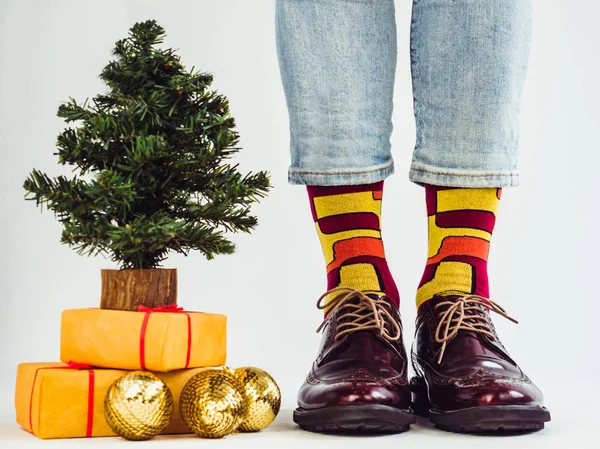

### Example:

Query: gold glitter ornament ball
xmin=104 ymin=371 xmax=173 ymax=441
xmin=179 ymin=369 xmax=247 ymax=438
xmin=231 ymin=366 xmax=281 ymax=432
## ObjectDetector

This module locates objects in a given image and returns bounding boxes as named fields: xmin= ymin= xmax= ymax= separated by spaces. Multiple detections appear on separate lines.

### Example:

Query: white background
xmin=1 ymin=0 xmax=598 ymax=447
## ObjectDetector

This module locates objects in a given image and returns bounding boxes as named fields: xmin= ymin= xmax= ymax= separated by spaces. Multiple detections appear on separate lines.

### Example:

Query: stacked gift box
xmin=15 ymin=305 xmax=227 ymax=439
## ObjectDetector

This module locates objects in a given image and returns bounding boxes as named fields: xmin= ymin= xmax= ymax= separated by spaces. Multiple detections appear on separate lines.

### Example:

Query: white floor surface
xmin=0 ymin=388 xmax=595 ymax=449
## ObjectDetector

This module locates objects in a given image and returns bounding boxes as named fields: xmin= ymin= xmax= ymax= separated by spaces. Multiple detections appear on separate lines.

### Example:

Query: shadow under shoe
xmin=293 ymin=287 xmax=416 ymax=433
xmin=411 ymin=293 xmax=551 ymax=433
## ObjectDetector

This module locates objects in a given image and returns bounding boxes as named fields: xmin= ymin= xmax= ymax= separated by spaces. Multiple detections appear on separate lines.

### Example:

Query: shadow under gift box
xmin=60 ymin=308 xmax=227 ymax=372
xmin=15 ymin=363 xmax=213 ymax=439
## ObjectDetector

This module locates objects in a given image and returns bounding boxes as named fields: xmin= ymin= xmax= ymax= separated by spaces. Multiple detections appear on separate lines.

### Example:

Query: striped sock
xmin=416 ymin=185 xmax=501 ymax=308
xmin=307 ymin=181 xmax=399 ymax=311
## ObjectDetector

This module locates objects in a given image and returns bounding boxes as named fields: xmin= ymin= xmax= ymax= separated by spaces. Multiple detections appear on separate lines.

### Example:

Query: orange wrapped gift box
xmin=15 ymin=362 xmax=211 ymax=439
xmin=60 ymin=307 xmax=227 ymax=372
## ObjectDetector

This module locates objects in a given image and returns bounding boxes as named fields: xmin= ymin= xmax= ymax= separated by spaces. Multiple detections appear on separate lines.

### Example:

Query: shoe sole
xmin=428 ymin=405 xmax=551 ymax=433
xmin=411 ymin=377 xmax=551 ymax=433
xmin=293 ymin=404 xmax=416 ymax=433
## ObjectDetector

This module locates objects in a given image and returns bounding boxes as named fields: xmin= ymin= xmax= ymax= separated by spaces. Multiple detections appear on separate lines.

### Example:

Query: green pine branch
xmin=23 ymin=19 xmax=271 ymax=269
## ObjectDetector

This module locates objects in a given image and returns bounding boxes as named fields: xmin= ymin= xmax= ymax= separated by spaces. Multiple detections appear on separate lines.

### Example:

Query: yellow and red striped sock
xmin=416 ymin=185 xmax=501 ymax=308
xmin=308 ymin=181 xmax=399 ymax=313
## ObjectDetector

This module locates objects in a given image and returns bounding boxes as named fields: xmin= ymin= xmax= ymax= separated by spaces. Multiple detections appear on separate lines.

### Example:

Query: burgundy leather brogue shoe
xmin=411 ymin=293 xmax=551 ymax=432
xmin=293 ymin=287 xmax=416 ymax=433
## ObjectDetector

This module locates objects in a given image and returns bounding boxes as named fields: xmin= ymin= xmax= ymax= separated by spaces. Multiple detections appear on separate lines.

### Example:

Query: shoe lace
xmin=315 ymin=286 xmax=401 ymax=342
xmin=433 ymin=293 xmax=518 ymax=364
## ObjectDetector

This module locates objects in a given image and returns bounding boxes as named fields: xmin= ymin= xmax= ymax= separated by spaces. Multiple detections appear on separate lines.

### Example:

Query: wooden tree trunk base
xmin=100 ymin=268 xmax=177 ymax=311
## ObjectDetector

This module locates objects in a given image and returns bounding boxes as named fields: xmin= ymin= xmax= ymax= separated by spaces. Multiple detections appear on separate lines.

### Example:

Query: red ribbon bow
xmin=29 ymin=361 xmax=95 ymax=437
xmin=138 ymin=304 xmax=184 ymax=313
xmin=137 ymin=303 xmax=191 ymax=370
xmin=66 ymin=360 xmax=93 ymax=370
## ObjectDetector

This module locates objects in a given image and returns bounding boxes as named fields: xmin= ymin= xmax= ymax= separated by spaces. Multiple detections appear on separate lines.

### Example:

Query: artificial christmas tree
xmin=23 ymin=19 xmax=271 ymax=310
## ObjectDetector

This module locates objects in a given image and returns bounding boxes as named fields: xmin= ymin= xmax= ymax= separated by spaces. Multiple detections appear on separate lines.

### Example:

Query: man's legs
xmin=275 ymin=0 xmax=401 ymax=310
xmin=409 ymin=0 xmax=550 ymax=432
xmin=409 ymin=0 xmax=531 ymax=187
xmin=307 ymin=182 xmax=400 ymax=311
xmin=276 ymin=0 xmax=396 ymax=186
xmin=409 ymin=0 xmax=530 ymax=307
xmin=276 ymin=0 xmax=415 ymax=433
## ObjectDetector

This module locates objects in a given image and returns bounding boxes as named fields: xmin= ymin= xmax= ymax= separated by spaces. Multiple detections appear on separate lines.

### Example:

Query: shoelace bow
xmin=315 ymin=286 xmax=401 ymax=342
xmin=433 ymin=293 xmax=518 ymax=364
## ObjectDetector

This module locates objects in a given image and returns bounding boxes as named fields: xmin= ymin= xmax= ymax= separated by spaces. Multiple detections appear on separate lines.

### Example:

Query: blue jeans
xmin=275 ymin=0 xmax=532 ymax=187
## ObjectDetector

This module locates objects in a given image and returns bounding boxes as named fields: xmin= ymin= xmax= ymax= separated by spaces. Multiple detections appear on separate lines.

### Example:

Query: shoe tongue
xmin=334 ymin=295 xmax=365 ymax=325
xmin=335 ymin=293 xmax=390 ymax=319
xmin=330 ymin=294 xmax=378 ymax=333
xmin=437 ymin=294 xmax=489 ymax=320
xmin=465 ymin=302 xmax=488 ymax=319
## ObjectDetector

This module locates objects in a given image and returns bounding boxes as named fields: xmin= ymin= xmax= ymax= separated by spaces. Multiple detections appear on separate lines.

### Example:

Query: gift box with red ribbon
xmin=60 ymin=305 xmax=227 ymax=372
xmin=15 ymin=362 xmax=212 ymax=439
